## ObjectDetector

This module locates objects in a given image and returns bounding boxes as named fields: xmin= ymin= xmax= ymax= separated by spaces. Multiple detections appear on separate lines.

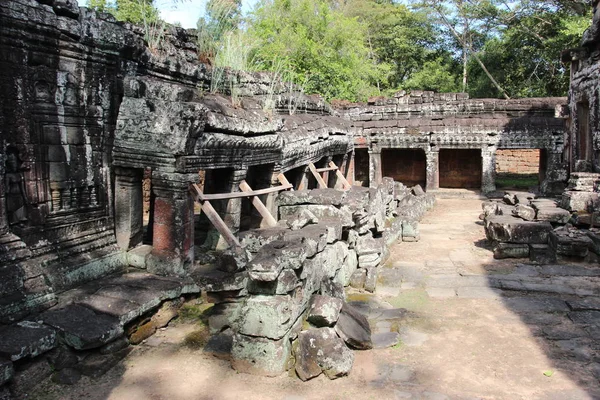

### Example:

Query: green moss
xmin=183 ymin=326 xmax=211 ymax=349
xmin=178 ymin=302 xmax=214 ymax=324
xmin=386 ymin=289 xmax=429 ymax=311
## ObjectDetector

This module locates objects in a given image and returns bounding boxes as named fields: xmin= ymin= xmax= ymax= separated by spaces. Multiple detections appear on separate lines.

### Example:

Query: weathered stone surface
xmin=349 ymin=269 xmax=367 ymax=289
xmin=231 ymin=333 xmax=291 ymax=377
xmin=320 ymin=276 xmax=345 ymax=300
xmin=283 ymin=224 xmax=328 ymax=258
xmin=364 ymin=266 xmax=378 ymax=293
xmin=402 ymin=220 xmax=420 ymax=241
xmin=0 ymin=358 xmax=13 ymax=386
xmin=307 ymin=295 xmax=343 ymax=327
xmin=0 ymin=321 xmax=57 ymax=362
xmin=248 ymin=240 xmax=307 ymax=282
xmin=549 ymin=230 xmax=592 ymax=258
xmin=561 ymin=191 xmax=600 ymax=212
xmin=372 ymin=332 xmax=401 ymax=349
xmin=9 ymin=357 xmax=52 ymax=398
xmin=277 ymin=189 xmax=346 ymax=206
xmin=486 ymin=215 xmax=552 ymax=244
xmin=335 ymin=303 xmax=373 ymax=350
xmin=493 ymin=242 xmax=530 ymax=259
xmin=237 ymin=295 xmax=299 ymax=340
xmin=284 ymin=208 xmax=319 ymax=230
xmin=513 ymin=204 xmax=536 ymax=221
xmin=279 ymin=205 xmax=353 ymax=228
xmin=529 ymin=244 xmax=557 ymax=264
xmin=52 ymin=367 xmax=82 ymax=385
xmin=75 ymin=348 xmax=131 ymax=378
xmin=239 ymin=228 xmax=287 ymax=253
xmin=295 ymin=327 xmax=354 ymax=381
xmin=126 ymin=245 xmax=152 ymax=269
xmin=41 ymin=304 xmax=123 ymax=350
xmin=355 ymin=234 xmax=383 ymax=256
xmin=536 ymin=207 xmax=571 ymax=224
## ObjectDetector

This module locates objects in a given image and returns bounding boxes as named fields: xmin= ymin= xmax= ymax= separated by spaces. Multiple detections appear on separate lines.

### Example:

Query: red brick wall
xmin=496 ymin=149 xmax=540 ymax=174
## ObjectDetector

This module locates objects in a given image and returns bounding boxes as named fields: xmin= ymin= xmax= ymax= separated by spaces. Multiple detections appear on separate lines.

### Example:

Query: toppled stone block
xmin=217 ymin=247 xmax=252 ymax=273
xmin=364 ymin=266 xmax=378 ymax=293
xmin=355 ymin=234 xmax=383 ymax=256
xmin=307 ymin=295 xmax=343 ymax=327
xmin=277 ymin=189 xmax=346 ymax=206
xmin=536 ymin=207 xmax=571 ymax=224
xmin=239 ymin=227 xmax=286 ymax=253
xmin=248 ymin=240 xmax=307 ymax=282
xmin=561 ymin=191 xmax=600 ymax=212
xmin=0 ymin=321 xmax=57 ymax=361
xmin=279 ymin=205 xmax=353 ymax=228
xmin=529 ymin=244 xmax=557 ymax=264
xmin=126 ymin=245 xmax=152 ymax=268
xmin=586 ymin=231 xmax=600 ymax=255
xmin=41 ymin=304 xmax=123 ymax=350
xmin=349 ymin=269 xmax=366 ymax=289
xmin=334 ymin=303 xmax=372 ymax=350
xmin=513 ymin=204 xmax=536 ymax=221
xmin=75 ymin=348 xmax=131 ymax=378
xmin=284 ymin=208 xmax=319 ymax=230
xmin=208 ymin=302 xmax=241 ymax=334
xmin=358 ymin=253 xmax=380 ymax=269
xmin=283 ymin=224 xmax=328 ymax=257
xmin=339 ymin=249 xmax=358 ymax=286
xmin=372 ymin=332 xmax=401 ymax=349
xmin=493 ymin=243 xmax=529 ymax=259
xmin=411 ymin=185 xmax=425 ymax=196
xmin=295 ymin=327 xmax=354 ymax=381
xmin=236 ymin=295 xmax=298 ymax=340
xmin=402 ymin=220 xmax=420 ymax=241
xmin=320 ymin=277 xmax=345 ymax=300
xmin=231 ymin=333 xmax=291 ymax=377
xmin=195 ymin=268 xmax=248 ymax=293
xmin=9 ymin=356 xmax=52 ymax=398
xmin=486 ymin=216 xmax=552 ymax=244
xmin=549 ymin=230 xmax=592 ymax=258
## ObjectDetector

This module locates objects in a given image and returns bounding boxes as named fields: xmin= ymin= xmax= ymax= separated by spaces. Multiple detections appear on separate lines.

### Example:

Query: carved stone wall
xmin=337 ymin=92 xmax=568 ymax=194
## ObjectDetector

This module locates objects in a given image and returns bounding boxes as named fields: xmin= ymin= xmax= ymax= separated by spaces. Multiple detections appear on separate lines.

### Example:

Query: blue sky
xmin=76 ymin=0 xmax=258 ymax=28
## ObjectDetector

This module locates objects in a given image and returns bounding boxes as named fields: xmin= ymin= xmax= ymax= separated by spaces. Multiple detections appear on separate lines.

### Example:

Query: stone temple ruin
xmin=1 ymin=0 xmax=600 ymax=396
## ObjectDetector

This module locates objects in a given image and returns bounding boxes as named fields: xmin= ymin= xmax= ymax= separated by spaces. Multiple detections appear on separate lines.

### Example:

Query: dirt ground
xmin=29 ymin=199 xmax=600 ymax=400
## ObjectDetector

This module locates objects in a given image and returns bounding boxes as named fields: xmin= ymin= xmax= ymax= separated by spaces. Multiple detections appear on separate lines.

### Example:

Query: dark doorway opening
xmin=439 ymin=149 xmax=482 ymax=189
xmin=381 ymin=148 xmax=426 ymax=187
xmin=354 ymin=148 xmax=369 ymax=187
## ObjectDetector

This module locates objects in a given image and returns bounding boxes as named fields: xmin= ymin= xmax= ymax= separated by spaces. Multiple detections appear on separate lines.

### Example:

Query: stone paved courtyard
xmin=28 ymin=199 xmax=600 ymax=400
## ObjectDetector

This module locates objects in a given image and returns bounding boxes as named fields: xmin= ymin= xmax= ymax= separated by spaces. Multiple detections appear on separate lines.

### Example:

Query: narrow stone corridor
xmin=29 ymin=199 xmax=600 ymax=400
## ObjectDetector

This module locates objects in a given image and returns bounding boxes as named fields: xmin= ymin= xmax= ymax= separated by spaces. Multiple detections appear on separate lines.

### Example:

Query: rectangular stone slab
xmin=0 ymin=321 xmax=56 ymax=361
xmin=41 ymin=304 xmax=123 ymax=350
xmin=486 ymin=216 xmax=552 ymax=244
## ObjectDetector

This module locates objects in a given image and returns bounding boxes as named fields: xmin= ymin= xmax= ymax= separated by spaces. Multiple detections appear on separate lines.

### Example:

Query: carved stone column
xmin=541 ymin=151 xmax=568 ymax=195
xmin=368 ymin=149 xmax=382 ymax=188
xmin=264 ymin=168 xmax=281 ymax=225
xmin=147 ymin=172 xmax=197 ymax=276
xmin=425 ymin=149 xmax=439 ymax=191
xmin=114 ymin=167 xmax=143 ymax=250
xmin=481 ymin=146 xmax=497 ymax=193
xmin=214 ymin=168 xmax=247 ymax=250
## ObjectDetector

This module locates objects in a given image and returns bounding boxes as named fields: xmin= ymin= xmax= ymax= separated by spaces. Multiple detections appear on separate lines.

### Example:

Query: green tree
xmin=403 ymin=57 xmax=461 ymax=93
xmin=197 ymin=0 xmax=243 ymax=61
xmin=341 ymin=0 xmax=442 ymax=91
xmin=86 ymin=0 xmax=159 ymax=24
xmin=246 ymin=0 xmax=387 ymax=101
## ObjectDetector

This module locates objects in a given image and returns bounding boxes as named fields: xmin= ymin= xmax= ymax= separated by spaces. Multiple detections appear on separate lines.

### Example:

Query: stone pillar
xmin=147 ymin=172 xmax=197 ymax=276
xmin=264 ymin=169 xmax=281 ymax=225
xmin=481 ymin=146 xmax=497 ymax=193
xmin=299 ymin=166 xmax=310 ymax=190
xmin=346 ymin=151 xmax=355 ymax=186
xmin=0 ymin=146 xmax=8 ymax=236
xmin=425 ymin=149 xmax=439 ymax=191
xmin=114 ymin=167 xmax=143 ymax=250
xmin=217 ymin=168 xmax=247 ymax=250
xmin=322 ymin=156 xmax=333 ymax=187
xmin=368 ymin=149 xmax=382 ymax=188
xmin=540 ymin=151 xmax=568 ymax=195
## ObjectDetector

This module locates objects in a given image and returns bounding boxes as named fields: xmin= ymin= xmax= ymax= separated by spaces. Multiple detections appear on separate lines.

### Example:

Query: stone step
xmin=0 ymin=321 xmax=57 ymax=361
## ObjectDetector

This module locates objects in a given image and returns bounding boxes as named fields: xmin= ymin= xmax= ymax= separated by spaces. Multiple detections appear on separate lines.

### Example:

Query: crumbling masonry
xmin=0 ymin=0 xmax=593 ymax=394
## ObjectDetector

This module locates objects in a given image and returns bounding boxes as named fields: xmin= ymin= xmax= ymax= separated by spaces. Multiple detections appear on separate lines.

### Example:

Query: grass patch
xmin=386 ymin=289 xmax=429 ymax=312
xmin=391 ymin=340 xmax=403 ymax=350
xmin=495 ymin=174 xmax=539 ymax=190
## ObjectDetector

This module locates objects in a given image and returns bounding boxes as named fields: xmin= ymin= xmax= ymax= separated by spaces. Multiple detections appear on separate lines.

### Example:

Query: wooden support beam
xmin=308 ymin=163 xmax=327 ymax=189
xmin=277 ymin=173 xmax=293 ymax=190
xmin=315 ymin=166 xmax=338 ymax=173
xmin=330 ymin=161 xmax=352 ymax=190
xmin=194 ymin=183 xmax=293 ymax=201
xmin=190 ymin=184 xmax=240 ymax=247
xmin=239 ymin=180 xmax=278 ymax=227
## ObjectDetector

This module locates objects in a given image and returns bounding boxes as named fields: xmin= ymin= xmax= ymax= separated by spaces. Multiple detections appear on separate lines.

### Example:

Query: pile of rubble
xmin=195 ymin=182 xmax=434 ymax=377
xmin=483 ymin=190 xmax=600 ymax=262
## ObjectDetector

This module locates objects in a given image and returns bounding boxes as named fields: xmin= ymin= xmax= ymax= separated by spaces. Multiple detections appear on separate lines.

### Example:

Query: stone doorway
xmin=354 ymin=148 xmax=369 ymax=187
xmin=439 ymin=149 xmax=482 ymax=189
xmin=382 ymin=149 xmax=426 ymax=188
